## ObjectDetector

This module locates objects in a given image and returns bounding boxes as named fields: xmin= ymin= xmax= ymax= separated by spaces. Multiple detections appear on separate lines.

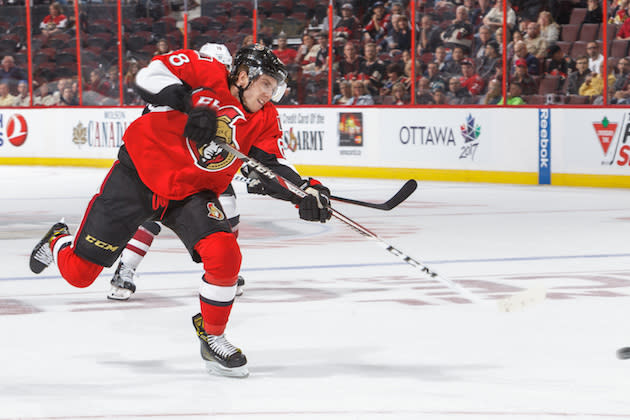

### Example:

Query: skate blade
xmin=204 ymin=360 xmax=249 ymax=378
xmin=496 ymin=284 xmax=547 ymax=312
xmin=107 ymin=286 xmax=133 ymax=301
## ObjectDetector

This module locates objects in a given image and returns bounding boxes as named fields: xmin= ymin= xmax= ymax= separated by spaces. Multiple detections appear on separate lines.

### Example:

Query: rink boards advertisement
xmin=0 ymin=108 xmax=142 ymax=161
xmin=2 ymin=106 xmax=630 ymax=187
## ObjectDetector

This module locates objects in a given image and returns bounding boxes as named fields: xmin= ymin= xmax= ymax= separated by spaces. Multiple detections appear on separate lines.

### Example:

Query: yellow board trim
xmin=0 ymin=157 xmax=115 ymax=168
xmin=3 ymin=158 xmax=630 ymax=188
xmin=294 ymin=165 xmax=539 ymax=184
xmin=552 ymin=173 xmax=630 ymax=188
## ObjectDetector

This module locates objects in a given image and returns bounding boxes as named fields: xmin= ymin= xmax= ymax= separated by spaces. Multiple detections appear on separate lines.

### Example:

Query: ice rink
xmin=1 ymin=165 xmax=630 ymax=420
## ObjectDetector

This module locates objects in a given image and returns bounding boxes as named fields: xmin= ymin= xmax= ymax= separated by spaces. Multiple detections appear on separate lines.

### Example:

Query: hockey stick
xmin=219 ymin=140 xmax=545 ymax=312
xmin=234 ymin=174 xmax=417 ymax=211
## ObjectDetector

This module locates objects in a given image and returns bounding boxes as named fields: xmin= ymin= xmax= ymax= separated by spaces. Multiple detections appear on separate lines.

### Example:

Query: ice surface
xmin=1 ymin=166 xmax=630 ymax=420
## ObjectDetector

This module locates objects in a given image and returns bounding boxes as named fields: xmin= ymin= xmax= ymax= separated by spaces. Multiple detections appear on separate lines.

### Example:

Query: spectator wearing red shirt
xmin=40 ymin=2 xmax=68 ymax=37
xmin=459 ymin=58 xmax=484 ymax=95
xmin=364 ymin=1 xmax=391 ymax=43
xmin=616 ymin=17 xmax=630 ymax=40
xmin=273 ymin=33 xmax=297 ymax=66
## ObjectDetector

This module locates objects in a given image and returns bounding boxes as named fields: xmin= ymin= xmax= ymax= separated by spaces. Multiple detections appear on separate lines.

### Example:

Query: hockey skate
xmin=29 ymin=220 xmax=71 ymax=274
xmin=107 ymin=261 xmax=137 ymax=301
xmin=236 ymin=275 xmax=245 ymax=297
xmin=192 ymin=313 xmax=248 ymax=378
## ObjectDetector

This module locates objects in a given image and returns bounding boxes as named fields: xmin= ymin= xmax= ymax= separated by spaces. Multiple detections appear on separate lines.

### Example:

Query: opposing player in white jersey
xmin=107 ymin=44 xmax=245 ymax=301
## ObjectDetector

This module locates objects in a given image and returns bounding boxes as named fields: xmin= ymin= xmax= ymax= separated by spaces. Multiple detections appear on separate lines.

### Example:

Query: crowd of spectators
xmin=1 ymin=0 xmax=630 ymax=106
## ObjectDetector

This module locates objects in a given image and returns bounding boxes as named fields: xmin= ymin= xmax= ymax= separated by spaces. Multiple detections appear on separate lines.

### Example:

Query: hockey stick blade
xmin=329 ymin=179 xmax=417 ymax=211
xmin=234 ymin=174 xmax=417 ymax=211
xmin=220 ymin=140 xmax=543 ymax=312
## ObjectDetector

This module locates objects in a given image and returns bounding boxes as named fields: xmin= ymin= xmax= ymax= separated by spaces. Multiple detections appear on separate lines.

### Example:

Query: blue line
xmin=4 ymin=253 xmax=630 ymax=282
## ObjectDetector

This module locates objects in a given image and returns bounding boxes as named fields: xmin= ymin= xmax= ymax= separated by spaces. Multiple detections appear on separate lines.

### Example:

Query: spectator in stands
xmin=241 ymin=35 xmax=254 ymax=49
xmin=13 ymin=80 xmax=29 ymax=106
xmin=359 ymin=42 xmax=387 ymax=96
xmin=313 ymin=32 xmax=329 ymax=73
xmin=347 ymin=80 xmax=375 ymax=105
xmin=587 ymin=42 xmax=604 ymax=73
xmin=584 ymin=0 xmax=603 ymax=24
xmin=295 ymin=33 xmax=318 ymax=67
xmin=59 ymin=85 xmax=78 ymax=106
xmin=537 ymin=11 xmax=560 ymax=45
xmin=0 ymin=56 xmax=27 ymax=90
xmin=566 ymin=55 xmax=592 ymax=94
xmin=579 ymin=60 xmax=616 ymax=101
xmin=34 ymin=82 xmax=58 ymax=106
xmin=390 ymin=81 xmax=409 ymax=104
xmin=124 ymin=60 xmax=143 ymax=105
xmin=258 ymin=23 xmax=274 ymax=48
xmin=364 ymin=1 xmax=391 ymax=43
xmin=441 ymin=5 xmax=474 ymax=55
xmin=524 ymin=22 xmax=548 ymax=59
xmin=446 ymin=76 xmax=472 ymax=104
xmin=616 ymin=15 xmax=630 ymax=40
xmin=40 ymin=2 xmax=68 ymax=37
xmin=473 ymin=25 xmax=493 ymax=59
xmin=387 ymin=14 xmax=412 ymax=53
xmin=0 ymin=81 xmax=16 ymax=106
xmin=482 ymin=0 xmax=516 ymax=33
xmin=335 ymin=3 xmax=362 ymax=41
xmin=418 ymin=14 xmax=443 ymax=53
xmin=432 ymin=86 xmax=448 ymax=104
xmin=498 ymin=81 xmax=526 ymax=105
xmin=512 ymin=40 xmax=540 ymax=75
xmin=477 ymin=39 xmax=501 ymax=81
xmin=612 ymin=58 xmax=630 ymax=103
xmin=337 ymin=41 xmax=365 ymax=81
xmin=425 ymin=61 xmax=447 ymax=92
xmin=416 ymin=76 xmax=435 ymax=104
xmin=83 ymin=68 xmax=115 ymax=106
xmin=478 ymin=78 xmax=502 ymax=104
xmin=333 ymin=80 xmax=353 ymax=104
xmin=512 ymin=58 xmax=538 ymax=95
xmin=273 ymin=33 xmax=298 ymax=66
xmin=434 ymin=45 xmax=449 ymax=73
xmin=381 ymin=62 xmax=408 ymax=95
xmin=610 ymin=0 xmax=630 ymax=24
xmin=443 ymin=46 xmax=466 ymax=78
xmin=470 ymin=0 xmax=493 ymax=30
xmin=154 ymin=38 xmax=172 ymax=56
xmin=545 ymin=44 xmax=574 ymax=79
xmin=459 ymin=58 xmax=484 ymax=95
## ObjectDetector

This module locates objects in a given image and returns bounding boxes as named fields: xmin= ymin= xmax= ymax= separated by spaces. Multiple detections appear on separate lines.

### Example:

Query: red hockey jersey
xmin=123 ymin=50 xmax=285 ymax=200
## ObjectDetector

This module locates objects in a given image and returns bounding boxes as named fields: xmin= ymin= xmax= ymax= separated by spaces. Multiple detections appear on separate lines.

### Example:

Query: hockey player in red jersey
xmin=106 ymin=44 xmax=246 ymax=301
xmin=29 ymin=44 xmax=332 ymax=378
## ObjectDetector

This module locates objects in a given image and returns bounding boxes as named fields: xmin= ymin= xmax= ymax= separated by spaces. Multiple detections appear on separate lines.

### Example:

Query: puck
xmin=616 ymin=347 xmax=630 ymax=359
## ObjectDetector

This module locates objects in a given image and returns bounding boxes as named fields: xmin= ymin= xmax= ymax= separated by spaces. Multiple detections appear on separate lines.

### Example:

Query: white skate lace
xmin=207 ymin=335 xmax=239 ymax=359
xmin=34 ymin=245 xmax=53 ymax=266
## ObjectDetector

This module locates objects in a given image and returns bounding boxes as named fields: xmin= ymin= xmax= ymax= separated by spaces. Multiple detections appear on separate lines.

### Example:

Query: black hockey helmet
xmin=230 ymin=43 xmax=288 ymax=102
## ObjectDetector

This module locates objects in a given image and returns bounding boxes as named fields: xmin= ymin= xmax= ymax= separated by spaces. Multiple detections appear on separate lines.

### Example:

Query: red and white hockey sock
xmin=119 ymin=222 xmax=161 ymax=270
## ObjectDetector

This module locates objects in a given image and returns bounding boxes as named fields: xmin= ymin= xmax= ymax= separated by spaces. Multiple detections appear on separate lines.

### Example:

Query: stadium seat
xmin=538 ymin=75 xmax=561 ymax=95
xmin=610 ymin=39 xmax=629 ymax=58
xmin=569 ymin=8 xmax=587 ymax=25
xmin=579 ymin=23 xmax=599 ymax=42
xmin=561 ymin=24 xmax=580 ymax=42
xmin=570 ymin=41 xmax=587 ymax=59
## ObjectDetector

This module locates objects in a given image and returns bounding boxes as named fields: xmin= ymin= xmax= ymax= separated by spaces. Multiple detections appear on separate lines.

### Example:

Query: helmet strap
xmin=236 ymin=73 xmax=254 ymax=113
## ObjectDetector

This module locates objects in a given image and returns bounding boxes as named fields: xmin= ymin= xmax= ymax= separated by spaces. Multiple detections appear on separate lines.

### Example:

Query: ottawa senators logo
xmin=186 ymin=104 xmax=245 ymax=171
xmin=207 ymin=203 xmax=225 ymax=220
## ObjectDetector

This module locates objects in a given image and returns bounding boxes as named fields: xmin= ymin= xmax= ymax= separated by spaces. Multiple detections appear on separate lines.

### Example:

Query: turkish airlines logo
xmin=1 ymin=114 xmax=28 ymax=147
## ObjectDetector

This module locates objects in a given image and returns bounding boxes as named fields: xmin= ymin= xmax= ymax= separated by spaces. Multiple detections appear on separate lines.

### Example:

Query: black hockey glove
xmin=147 ymin=84 xmax=192 ymax=112
xmin=184 ymin=107 xmax=218 ymax=147
xmin=298 ymin=180 xmax=332 ymax=223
